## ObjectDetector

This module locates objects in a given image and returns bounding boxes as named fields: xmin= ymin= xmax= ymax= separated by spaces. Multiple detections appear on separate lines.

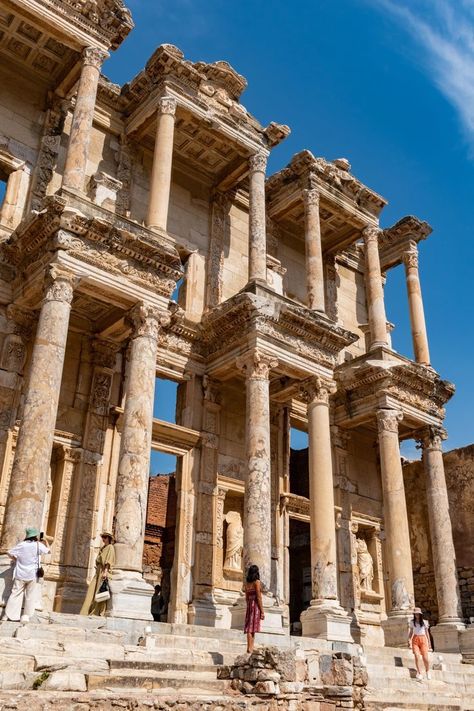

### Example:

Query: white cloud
xmin=368 ymin=0 xmax=474 ymax=142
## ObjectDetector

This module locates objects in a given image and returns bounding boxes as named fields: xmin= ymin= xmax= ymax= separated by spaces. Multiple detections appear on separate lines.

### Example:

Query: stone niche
xmin=221 ymin=492 xmax=244 ymax=590
xmin=351 ymin=517 xmax=385 ymax=646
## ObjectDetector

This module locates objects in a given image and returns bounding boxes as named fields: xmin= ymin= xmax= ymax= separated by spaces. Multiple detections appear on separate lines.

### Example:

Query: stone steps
xmin=86 ymin=670 xmax=229 ymax=694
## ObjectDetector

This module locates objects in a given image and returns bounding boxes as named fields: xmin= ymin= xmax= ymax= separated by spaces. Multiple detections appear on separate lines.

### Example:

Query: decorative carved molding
xmin=303 ymin=187 xmax=320 ymax=211
xmin=158 ymin=96 xmax=177 ymax=116
xmin=376 ymin=409 xmax=403 ymax=434
xmin=236 ymin=349 xmax=278 ymax=380
xmin=92 ymin=338 xmax=120 ymax=370
xmin=82 ymin=46 xmax=109 ymax=69
xmin=205 ymin=192 xmax=229 ymax=309
xmin=402 ymin=245 xmax=419 ymax=270
xmin=31 ymin=99 xmax=70 ymax=211
xmin=417 ymin=425 xmax=447 ymax=452
xmin=363 ymin=225 xmax=382 ymax=244
xmin=202 ymin=375 xmax=221 ymax=405
xmin=299 ymin=375 xmax=336 ymax=406
xmin=248 ymin=153 xmax=267 ymax=174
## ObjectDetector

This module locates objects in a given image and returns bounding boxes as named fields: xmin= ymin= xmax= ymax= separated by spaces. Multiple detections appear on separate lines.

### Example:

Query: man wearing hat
xmin=3 ymin=527 xmax=50 ymax=622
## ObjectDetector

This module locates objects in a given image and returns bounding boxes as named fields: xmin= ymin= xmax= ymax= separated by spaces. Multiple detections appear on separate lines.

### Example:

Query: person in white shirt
xmin=408 ymin=606 xmax=432 ymax=681
xmin=3 ymin=527 xmax=49 ymax=623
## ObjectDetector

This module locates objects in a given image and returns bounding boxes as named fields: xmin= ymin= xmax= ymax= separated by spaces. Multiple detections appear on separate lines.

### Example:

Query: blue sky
xmin=104 ymin=0 xmax=474 ymax=464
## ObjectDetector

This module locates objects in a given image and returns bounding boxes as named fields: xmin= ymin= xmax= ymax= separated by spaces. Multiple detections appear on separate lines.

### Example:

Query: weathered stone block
xmin=254 ymin=679 xmax=278 ymax=694
xmin=41 ymin=671 xmax=87 ymax=692
xmin=319 ymin=655 xmax=353 ymax=686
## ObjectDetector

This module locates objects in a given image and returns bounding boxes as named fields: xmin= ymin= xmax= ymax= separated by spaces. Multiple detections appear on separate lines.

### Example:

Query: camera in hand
xmin=40 ymin=532 xmax=44 ymax=540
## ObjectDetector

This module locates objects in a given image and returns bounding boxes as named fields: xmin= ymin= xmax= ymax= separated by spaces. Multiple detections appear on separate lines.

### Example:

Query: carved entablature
xmin=280 ymin=493 xmax=310 ymax=519
xmin=334 ymin=355 xmax=455 ymax=426
xmin=201 ymin=288 xmax=357 ymax=371
xmin=379 ymin=215 xmax=432 ymax=271
xmin=121 ymin=44 xmax=289 ymax=150
xmin=3 ymin=195 xmax=182 ymax=298
xmin=266 ymin=149 xmax=387 ymax=221
xmin=38 ymin=0 xmax=134 ymax=49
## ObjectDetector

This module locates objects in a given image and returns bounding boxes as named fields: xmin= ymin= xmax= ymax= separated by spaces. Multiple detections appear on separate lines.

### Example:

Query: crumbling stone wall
xmin=404 ymin=444 xmax=474 ymax=622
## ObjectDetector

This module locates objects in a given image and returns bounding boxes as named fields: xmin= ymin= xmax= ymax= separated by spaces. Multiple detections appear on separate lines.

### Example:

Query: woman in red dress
xmin=244 ymin=564 xmax=265 ymax=653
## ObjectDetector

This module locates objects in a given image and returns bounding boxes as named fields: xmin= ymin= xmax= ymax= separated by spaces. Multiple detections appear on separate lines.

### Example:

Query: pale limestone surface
xmin=0 ymin=0 xmax=465 ymax=658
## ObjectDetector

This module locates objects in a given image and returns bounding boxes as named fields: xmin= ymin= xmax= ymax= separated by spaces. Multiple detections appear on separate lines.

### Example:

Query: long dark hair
xmin=413 ymin=613 xmax=425 ymax=628
xmin=246 ymin=564 xmax=260 ymax=583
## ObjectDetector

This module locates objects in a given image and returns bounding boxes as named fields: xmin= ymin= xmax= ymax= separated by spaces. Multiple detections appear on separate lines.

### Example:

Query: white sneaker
xmin=426 ymin=672 xmax=432 ymax=680
xmin=415 ymin=673 xmax=423 ymax=681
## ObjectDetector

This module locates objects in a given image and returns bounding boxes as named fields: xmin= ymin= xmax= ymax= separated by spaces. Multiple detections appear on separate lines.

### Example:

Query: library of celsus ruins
xmin=0 ymin=0 xmax=471 ymax=663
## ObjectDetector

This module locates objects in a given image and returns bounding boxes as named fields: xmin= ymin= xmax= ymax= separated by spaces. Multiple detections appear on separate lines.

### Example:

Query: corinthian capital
xmin=43 ymin=265 xmax=76 ymax=305
xmin=417 ymin=425 xmax=446 ymax=452
xmin=236 ymin=349 xmax=278 ymax=380
xmin=127 ymin=303 xmax=170 ymax=340
xmin=303 ymin=188 xmax=320 ymax=211
xmin=248 ymin=153 xmax=267 ymax=174
xmin=376 ymin=409 xmax=403 ymax=434
xmin=299 ymin=376 xmax=336 ymax=405
xmin=158 ymin=96 xmax=177 ymax=116
xmin=82 ymin=46 xmax=109 ymax=69
xmin=402 ymin=245 xmax=419 ymax=270
xmin=363 ymin=225 xmax=382 ymax=244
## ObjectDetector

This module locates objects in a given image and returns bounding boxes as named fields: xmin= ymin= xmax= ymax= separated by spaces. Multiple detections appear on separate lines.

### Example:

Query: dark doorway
xmin=289 ymin=518 xmax=311 ymax=632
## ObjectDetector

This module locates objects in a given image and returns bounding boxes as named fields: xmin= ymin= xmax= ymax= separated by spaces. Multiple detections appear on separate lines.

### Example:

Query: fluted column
xmin=114 ymin=304 xmax=169 ymax=572
xmin=303 ymin=188 xmax=325 ymax=312
xmin=419 ymin=427 xmax=464 ymax=649
xmin=299 ymin=377 xmax=352 ymax=641
xmin=146 ymin=96 xmax=177 ymax=232
xmin=377 ymin=409 xmax=415 ymax=646
xmin=248 ymin=153 xmax=268 ymax=283
xmin=363 ymin=226 xmax=389 ymax=349
xmin=62 ymin=47 xmax=109 ymax=192
xmin=236 ymin=349 xmax=277 ymax=590
xmin=0 ymin=266 xmax=75 ymax=551
xmin=403 ymin=244 xmax=430 ymax=365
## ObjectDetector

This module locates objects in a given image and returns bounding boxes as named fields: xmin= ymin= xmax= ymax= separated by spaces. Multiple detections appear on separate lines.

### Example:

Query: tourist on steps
xmin=244 ymin=564 xmax=265 ymax=654
xmin=408 ymin=606 xmax=432 ymax=681
xmin=80 ymin=530 xmax=115 ymax=616
xmin=3 ymin=527 xmax=49 ymax=623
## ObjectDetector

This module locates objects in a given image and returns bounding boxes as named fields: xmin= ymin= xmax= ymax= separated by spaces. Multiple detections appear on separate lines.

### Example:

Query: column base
xmin=300 ymin=601 xmax=353 ymax=642
xmin=460 ymin=625 xmax=474 ymax=663
xmin=230 ymin=592 xmax=288 ymax=635
xmin=431 ymin=620 xmax=465 ymax=654
xmin=0 ymin=553 xmax=14 ymax=610
xmin=107 ymin=571 xmax=153 ymax=620
xmin=188 ymin=589 xmax=240 ymax=628
xmin=381 ymin=613 xmax=411 ymax=647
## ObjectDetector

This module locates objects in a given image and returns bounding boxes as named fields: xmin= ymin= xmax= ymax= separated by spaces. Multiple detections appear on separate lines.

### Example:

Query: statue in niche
xmin=356 ymin=537 xmax=374 ymax=592
xmin=223 ymin=511 xmax=243 ymax=572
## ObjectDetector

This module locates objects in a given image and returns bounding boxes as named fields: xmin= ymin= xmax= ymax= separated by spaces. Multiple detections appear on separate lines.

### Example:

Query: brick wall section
xmin=143 ymin=474 xmax=177 ymax=581
xmin=404 ymin=444 xmax=474 ymax=623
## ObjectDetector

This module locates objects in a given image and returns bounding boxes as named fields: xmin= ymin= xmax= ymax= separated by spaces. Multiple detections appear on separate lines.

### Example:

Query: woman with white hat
xmin=3 ymin=527 xmax=50 ymax=623
xmin=408 ymin=607 xmax=432 ymax=681
xmin=80 ymin=531 xmax=115 ymax=616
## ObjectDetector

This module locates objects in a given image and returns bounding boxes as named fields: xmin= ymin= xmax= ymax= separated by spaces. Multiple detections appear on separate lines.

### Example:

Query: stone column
xmin=0 ymin=266 xmax=75 ymax=552
xmin=236 ymin=350 xmax=276 ymax=589
xmin=363 ymin=226 xmax=389 ymax=349
xmin=62 ymin=47 xmax=109 ymax=192
xmin=146 ymin=96 xmax=177 ymax=232
xmin=303 ymin=188 xmax=325 ymax=312
xmin=419 ymin=427 xmax=464 ymax=651
xmin=299 ymin=378 xmax=352 ymax=642
xmin=377 ymin=409 xmax=415 ymax=647
xmin=403 ymin=244 xmax=430 ymax=365
xmin=109 ymin=303 xmax=169 ymax=619
xmin=248 ymin=153 xmax=268 ymax=284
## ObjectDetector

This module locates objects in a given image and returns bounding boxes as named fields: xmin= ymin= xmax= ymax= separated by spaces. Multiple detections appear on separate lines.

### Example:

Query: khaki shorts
xmin=412 ymin=634 xmax=429 ymax=655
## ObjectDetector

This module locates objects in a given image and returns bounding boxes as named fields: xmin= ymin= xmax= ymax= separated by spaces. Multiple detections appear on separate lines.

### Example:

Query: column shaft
xmin=146 ymin=97 xmax=177 ymax=231
xmin=363 ymin=226 xmax=388 ymax=348
xmin=403 ymin=246 xmax=430 ymax=365
xmin=237 ymin=350 xmax=277 ymax=589
xmin=303 ymin=189 xmax=325 ymax=312
xmin=62 ymin=47 xmax=108 ymax=192
xmin=1 ymin=267 xmax=74 ymax=551
xmin=113 ymin=304 xmax=168 ymax=572
xmin=377 ymin=409 xmax=414 ymax=612
xmin=302 ymin=378 xmax=339 ymax=603
xmin=421 ymin=429 xmax=462 ymax=622
xmin=248 ymin=153 xmax=268 ymax=283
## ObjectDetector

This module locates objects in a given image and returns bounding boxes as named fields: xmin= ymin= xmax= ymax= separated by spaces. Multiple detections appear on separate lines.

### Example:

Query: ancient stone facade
xmin=0 ymin=0 xmax=468 ymax=654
